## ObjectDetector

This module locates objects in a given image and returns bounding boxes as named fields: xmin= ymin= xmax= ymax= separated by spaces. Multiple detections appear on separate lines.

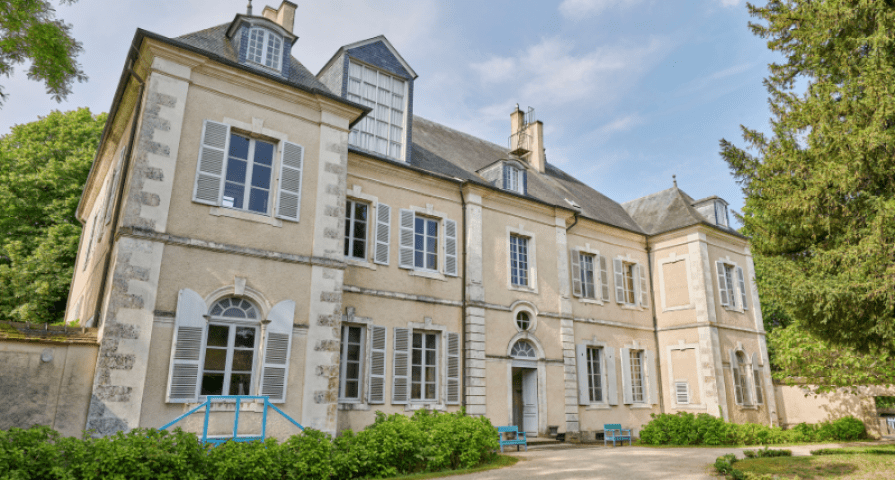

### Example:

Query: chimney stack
xmin=510 ymin=105 xmax=546 ymax=173
xmin=262 ymin=1 xmax=297 ymax=34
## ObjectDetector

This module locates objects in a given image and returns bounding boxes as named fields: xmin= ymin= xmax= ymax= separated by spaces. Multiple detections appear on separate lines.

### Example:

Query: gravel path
xmin=451 ymin=442 xmax=893 ymax=480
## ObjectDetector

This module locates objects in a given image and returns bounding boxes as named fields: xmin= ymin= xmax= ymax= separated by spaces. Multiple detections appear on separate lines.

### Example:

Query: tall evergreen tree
xmin=721 ymin=1 xmax=895 ymax=354
xmin=0 ymin=108 xmax=106 ymax=324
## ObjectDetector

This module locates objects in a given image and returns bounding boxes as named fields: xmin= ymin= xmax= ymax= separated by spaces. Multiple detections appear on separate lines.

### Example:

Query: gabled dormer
xmin=692 ymin=196 xmax=730 ymax=228
xmin=477 ymin=159 xmax=528 ymax=196
xmin=317 ymin=36 xmax=418 ymax=163
xmin=226 ymin=1 xmax=298 ymax=78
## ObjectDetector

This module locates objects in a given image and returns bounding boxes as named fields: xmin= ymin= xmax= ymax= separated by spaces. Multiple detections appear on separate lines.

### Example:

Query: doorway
xmin=512 ymin=367 xmax=538 ymax=436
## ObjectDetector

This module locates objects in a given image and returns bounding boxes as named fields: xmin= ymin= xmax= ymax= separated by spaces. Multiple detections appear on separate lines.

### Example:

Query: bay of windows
xmin=347 ymin=61 xmax=406 ymax=160
xmin=414 ymin=217 xmax=438 ymax=271
xmin=510 ymin=235 xmax=530 ymax=287
xmin=339 ymin=325 xmax=364 ymax=401
xmin=411 ymin=332 xmax=438 ymax=401
xmin=223 ymin=134 xmax=275 ymax=214
xmin=344 ymin=200 xmax=369 ymax=260
xmin=246 ymin=27 xmax=283 ymax=71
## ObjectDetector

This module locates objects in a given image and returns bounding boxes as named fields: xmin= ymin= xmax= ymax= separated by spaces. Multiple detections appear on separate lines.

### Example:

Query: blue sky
xmin=0 ymin=0 xmax=781 ymax=222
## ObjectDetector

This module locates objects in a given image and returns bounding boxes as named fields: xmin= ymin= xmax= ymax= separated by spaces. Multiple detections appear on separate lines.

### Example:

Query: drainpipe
xmin=646 ymin=243 xmax=666 ymax=413
xmin=457 ymin=179 xmax=468 ymax=410
xmin=91 ymin=55 xmax=146 ymax=328
xmin=565 ymin=212 xmax=579 ymax=232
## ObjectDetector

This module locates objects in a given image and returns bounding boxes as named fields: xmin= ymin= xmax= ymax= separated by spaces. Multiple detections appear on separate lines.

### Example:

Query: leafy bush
xmin=639 ymin=412 xmax=867 ymax=446
xmin=811 ymin=446 xmax=895 ymax=456
xmin=0 ymin=409 xmax=499 ymax=480
xmin=743 ymin=447 xmax=792 ymax=458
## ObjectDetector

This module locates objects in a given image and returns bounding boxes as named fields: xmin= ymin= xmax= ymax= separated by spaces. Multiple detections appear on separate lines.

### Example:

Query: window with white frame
xmin=732 ymin=351 xmax=751 ymax=406
xmin=510 ymin=340 xmax=537 ymax=359
xmin=411 ymin=332 xmax=438 ymax=401
xmin=515 ymin=311 xmax=531 ymax=331
xmin=752 ymin=368 xmax=764 ymax=405
xmin=223 ymin=134 xmax=275 ymax=214
xmin=347 ymin=60 xmax=406 ymax=160
xmin=339 ymin=325 xmax=365 ymax=401
xmin=200 ymin=298 xmax=260 ymax=397
xmin=580 ymin=254 xmax=596 ymax=299
xmin=414 ymin=216 xmax=438 ymax=271
xmin=344 ymin=200 xmax=369 ymax=260
xmin=246 ymin=27 xmax=283 ymax=71
xmin=629 ymin=349 xmax=646 ymax=403
xmin=715 ymin=201 xmax=729 ymax=227
xmin=586 ymin=347 xmax=604 ymax=403
xmin=510 ymin=235 xmax=530 ymax=287
xmin=623 ymin=262 xmax=637 ymax=304
xmin=717 ymin=261 xmax=747 ymax=309
xmin=504 ymin=164 xmax=525 ymax=194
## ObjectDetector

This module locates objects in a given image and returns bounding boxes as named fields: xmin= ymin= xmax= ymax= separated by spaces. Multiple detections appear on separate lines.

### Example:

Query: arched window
xmin=246 ymin=27 xmax=283 ymax=70
xmin=516 ymin=311 xmax=531 ymax=331
xmin=201 ymin=297 xmax=261 ymax=397
xmin=510 ymin=340 xmax=536 ymax=359
xmin=733 ymin=351 xmax=751 ymax=406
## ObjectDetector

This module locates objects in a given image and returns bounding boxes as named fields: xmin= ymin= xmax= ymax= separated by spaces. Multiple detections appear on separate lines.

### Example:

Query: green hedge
xmin=0 ymin=409 xmax=499 ymax=480
xmin=639 ymin=412 xmax=866 ymax=446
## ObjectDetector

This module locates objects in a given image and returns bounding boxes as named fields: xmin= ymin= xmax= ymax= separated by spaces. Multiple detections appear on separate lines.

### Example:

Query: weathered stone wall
xmin=775 ymin=384 xmax=895 ymax=438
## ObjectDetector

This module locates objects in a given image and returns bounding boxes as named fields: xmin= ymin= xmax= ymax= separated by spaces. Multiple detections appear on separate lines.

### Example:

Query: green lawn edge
xmin=382 ymin=454 xmax=520 ymax=480
xmin=632 ymin=439 xmax=875 ymax=449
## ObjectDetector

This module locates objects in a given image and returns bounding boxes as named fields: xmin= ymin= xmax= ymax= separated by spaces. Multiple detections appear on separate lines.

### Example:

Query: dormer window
xmin=715 ymin=201 xmax=729 ymax=227
xmin=502 ymin=163 xmax=526 ymax=195
xmin=347 ymin=60 xmax=407 ymax=160
xmin=246 ymin=27 xmax=283 ymax=71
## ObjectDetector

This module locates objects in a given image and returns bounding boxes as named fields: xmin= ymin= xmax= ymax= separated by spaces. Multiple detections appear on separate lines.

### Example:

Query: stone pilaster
xmin=689 ymin=233 xmax=728 ymax=420
xmin=463 ymin=193 xmax=487 ymax=415
xmin=746 ymin=249 xmax=778 ymax=425
xmin=86 ymin=61 xmax=190 ymax=435
xmin=555 ymin=216 xmax=579 ymax=432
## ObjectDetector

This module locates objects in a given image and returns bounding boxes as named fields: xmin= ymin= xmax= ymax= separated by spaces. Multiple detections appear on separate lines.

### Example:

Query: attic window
xmin=715 ymin=201 xmax=729 ymax=227
xmin=347 ymin=60 xmax=407 ymax=160
xmin=503 ymin=163 xmax=526 ymax=195
xmin=246 ymin=27 xmax=283 ymax=71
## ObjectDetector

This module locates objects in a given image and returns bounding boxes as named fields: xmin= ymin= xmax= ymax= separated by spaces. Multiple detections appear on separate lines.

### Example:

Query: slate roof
xmin=621 ymin=187 xmax=745 ymax=238
xmin=176 ymin=24 xmax=333 ymax=94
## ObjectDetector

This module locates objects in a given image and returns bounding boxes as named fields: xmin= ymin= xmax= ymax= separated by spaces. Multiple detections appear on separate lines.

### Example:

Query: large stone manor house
xmin=63 ymin=1 xmax=776 ymax=438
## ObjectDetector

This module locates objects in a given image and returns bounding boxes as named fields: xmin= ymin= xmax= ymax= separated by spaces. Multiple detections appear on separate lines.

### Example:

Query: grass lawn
xmin=382 ymin=454 xmax=519 ymax=480
xmin=632 ymin=440 xmax=871 ymax=449
xmin=735 ymin=445 xmax=895 ymax=479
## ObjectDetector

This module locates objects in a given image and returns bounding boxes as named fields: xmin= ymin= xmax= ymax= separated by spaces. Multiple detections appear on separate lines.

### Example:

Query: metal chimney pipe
xmin=247 ymin=0 xmax=253 ymax=15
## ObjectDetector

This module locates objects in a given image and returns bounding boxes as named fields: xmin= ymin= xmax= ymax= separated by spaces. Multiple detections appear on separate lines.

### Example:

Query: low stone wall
xmin=774 ymin=383 xmax=895 ymax=438
xmin=0 ymin=321 xmax=98 ymax=437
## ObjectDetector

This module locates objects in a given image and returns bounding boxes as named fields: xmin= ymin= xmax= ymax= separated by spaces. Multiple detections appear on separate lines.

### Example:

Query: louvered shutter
xmin=368 ymin=325 xmax=387 ymax=404
xmin=605 ymin=348 xmax=618 ymax=405
xmin=446 ymin=332 xmax=460 ymax=404
xmin=374 ymin=204 xmax=391 ymax=265
xmin=716 ymin=261 xmax=729 ymax=307
xmin=576 ymin=344 xmax=589 ymax=404
xmin=737 ymin=266 xmax=748 ymax=310
xmin=620 ymin=347 xmax=633 ymax=404
xmin=613 ymin=258 xmax=625 ymax=303
xmin=259 ymin=300 xmax=295 ymax=403
xmin=276 ymin=142 xmax=303 ymax=221
xmin=599 ymin=255 xmax=610 ymax=302
xmin=646 ymin=349 xmax=658 ymax=405
xmin=675 ymin=382 xmax=690 ymax=405
xmin=522 ymin=170 xmax=528 ymax=195
xmin=166 ymin=289 xmax=208 ymax=403
xmin=639 ymin=263 xmax=650 ymax=307
xmin=570 ymin=249 xmax=582 ymax=297
xmin=444 ymin=219 xmax=458 ymax=277
xmin=193 ymin=120 xmax=230 ymax=205
xmin=751 ymin=352 xmax=763 ymax=405
xmin=502 ymin=164 xmax=510 ymax=190
xmin=392 ymin=328 xmax=410 ymax=404
xmin=729 ymin=349 xmax=741 ymax=405
xmin=104 ymin=149 xmax=123 ymax=226
xmin=399 ymin=209 xmax=415 ymax=269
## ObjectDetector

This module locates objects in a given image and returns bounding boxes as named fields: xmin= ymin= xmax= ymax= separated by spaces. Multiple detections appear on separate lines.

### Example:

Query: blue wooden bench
xmin=498 ymin=425 xmax=527 ymax=452
xmin=603 ymin=423 xmax=632 ymax=447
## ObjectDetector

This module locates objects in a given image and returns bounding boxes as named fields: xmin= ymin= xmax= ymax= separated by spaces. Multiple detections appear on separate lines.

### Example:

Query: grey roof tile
xmin=621 ymin=187 xmax=744 ymax=238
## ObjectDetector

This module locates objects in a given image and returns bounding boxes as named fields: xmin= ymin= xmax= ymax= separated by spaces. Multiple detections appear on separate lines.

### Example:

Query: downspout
xmin=646 ymin=243 xmax=666 ymax=413
xmin=91 ymin=57 xmax=146 ymax=328
xmin=457 ymin=180 xmax=468 ymax=410
xmin=565 ymin=212 xmax=579 ymax=232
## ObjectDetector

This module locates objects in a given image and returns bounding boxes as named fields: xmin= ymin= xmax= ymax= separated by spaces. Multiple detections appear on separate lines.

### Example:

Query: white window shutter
xmin=613 ymin=258 xmax=625 ymax=303
xmin=446 ymin=332 xmax=460 ymax=404
xmin=368 ymin=325 xmax=387 ymax=404
xmin=166 ymin=289 xmax=208 ymax=403
xmin=605 ymin=347 xmax=618 ymax=405
xmin=639 ymin=263 xmax=650 ymax=307
xmin=717 ymin=261 xmax=729 ymax=307
xmin=398 ymin=209 xmax=415 ymax=269
xmin=276 ymin=142 xmax=304 ymax=221
xmin=444 ymin=219 xmax=458 ymax=277
xmin=193 ymin=120 xmax=230 ymax=206
xmin=392 ymin=327 xmax=410 ymax=404
xmin=751 ymin=352 xmax=763 ymax=404
xmin=646 ymin=349 xmax=658 ymax=405
xmin=576 ymin=344 xmax=589 ymax=404
xmin=599 ymin=255 xmax=610 ymax=302
xmin=259 ymin=300 xmax=295 ymax=403
xmin=570 ymin=249 xmax=582 ymax=297
xmin=374 ymin=204 xmax=391 ymax=265
xmin=620 ymin=347 xmax=633 ymax=404
xmin=729 ymin=349 xmax=741 ymax=405
xmin=675 ymin=382 xmax=690 ymax=405
xmin=737 ymin=266 xmax=748 ymax=310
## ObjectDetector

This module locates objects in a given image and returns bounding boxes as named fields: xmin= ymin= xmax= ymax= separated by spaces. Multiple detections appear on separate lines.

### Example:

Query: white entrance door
xmin=521 ymin=369 xmax=538 ymax=435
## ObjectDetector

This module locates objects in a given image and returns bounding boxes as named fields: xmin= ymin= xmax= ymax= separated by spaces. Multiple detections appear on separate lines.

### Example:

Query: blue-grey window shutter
xmin=522 ymin=170 xmax=528 ymax=195
xmin=368 ymin=325 xmax=387 ymax=404
xmin=502 ymin=164 xmax=509 ymax=190
xmin=446 ymin=332 xmax=461 ymax=404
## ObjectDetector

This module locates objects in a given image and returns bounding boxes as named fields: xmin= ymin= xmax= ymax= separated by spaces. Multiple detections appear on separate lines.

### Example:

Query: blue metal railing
xmin=160 ymin=395 xmax=304 ymax=445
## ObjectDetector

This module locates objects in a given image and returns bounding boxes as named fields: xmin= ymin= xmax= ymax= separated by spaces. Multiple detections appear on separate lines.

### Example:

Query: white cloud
xmin=594 ymin=114 xmax=643 ymax=138
xmin=470 ymin=57 xmax=517 ymax=84
xmin=718 ymin=0 xmax=741 ymax=6
xmin=559 ymin=0 xmax=642 ymax=19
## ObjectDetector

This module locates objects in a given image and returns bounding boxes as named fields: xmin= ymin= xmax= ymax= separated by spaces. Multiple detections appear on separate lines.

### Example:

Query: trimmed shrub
xmin=743 ymin=447 xmax=792 ymax=458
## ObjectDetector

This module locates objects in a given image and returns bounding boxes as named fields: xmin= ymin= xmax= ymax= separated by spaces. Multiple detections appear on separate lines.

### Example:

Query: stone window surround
xmin=406 ymin=204 xmax=450 ymax=281
xmin=614 ymin=254 xmax=645 ymax=311
xmin=622 ymin=339 xmax=654 ymax=408
xmin=730 ymin=342 xmax=758 ymax=410
xmin=657 ymin=252 xmax=695 ymax=312
xmin=504 ymin=331 xmax=549 ymax=435
xmin=207 ymin=117 xmax=289 ymax=228
xmin=344 ymin=185 xmax=379 ymax=271
xmin=510 ymin=300 xmax=539 ymax=334
xmin=580 ymin=336 xmax=611 ymax=410
xmin=506 ymin=224 xmax=538 ymax=293
xmin=403 ymin=316 xmax=451 ymax=412
xmin=717 ymin=255 xmax=746 ymax=313
xmin=666 ymin=340 xmax=707 ymax=410
xmin=574 ymin=243 xmax=605 ymax=305
xmin=338 ymin=307 xmax=373 ymax=409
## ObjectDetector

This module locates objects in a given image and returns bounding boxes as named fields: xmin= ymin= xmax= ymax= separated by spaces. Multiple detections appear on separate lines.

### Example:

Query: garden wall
xmin=774 ymin=382 xmax=895 ymax=438
xmin=0 ymin=321 xmax=98 ymax=437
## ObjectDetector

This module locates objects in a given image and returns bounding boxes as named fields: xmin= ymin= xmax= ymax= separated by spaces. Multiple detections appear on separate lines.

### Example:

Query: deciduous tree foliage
xmin=0 ymin=0 xmax=86 ymax=106
xmin=0 ymin=108 xmax=106 ymax=324
xmin=721 ymin=1 xmax=895 ymax=354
